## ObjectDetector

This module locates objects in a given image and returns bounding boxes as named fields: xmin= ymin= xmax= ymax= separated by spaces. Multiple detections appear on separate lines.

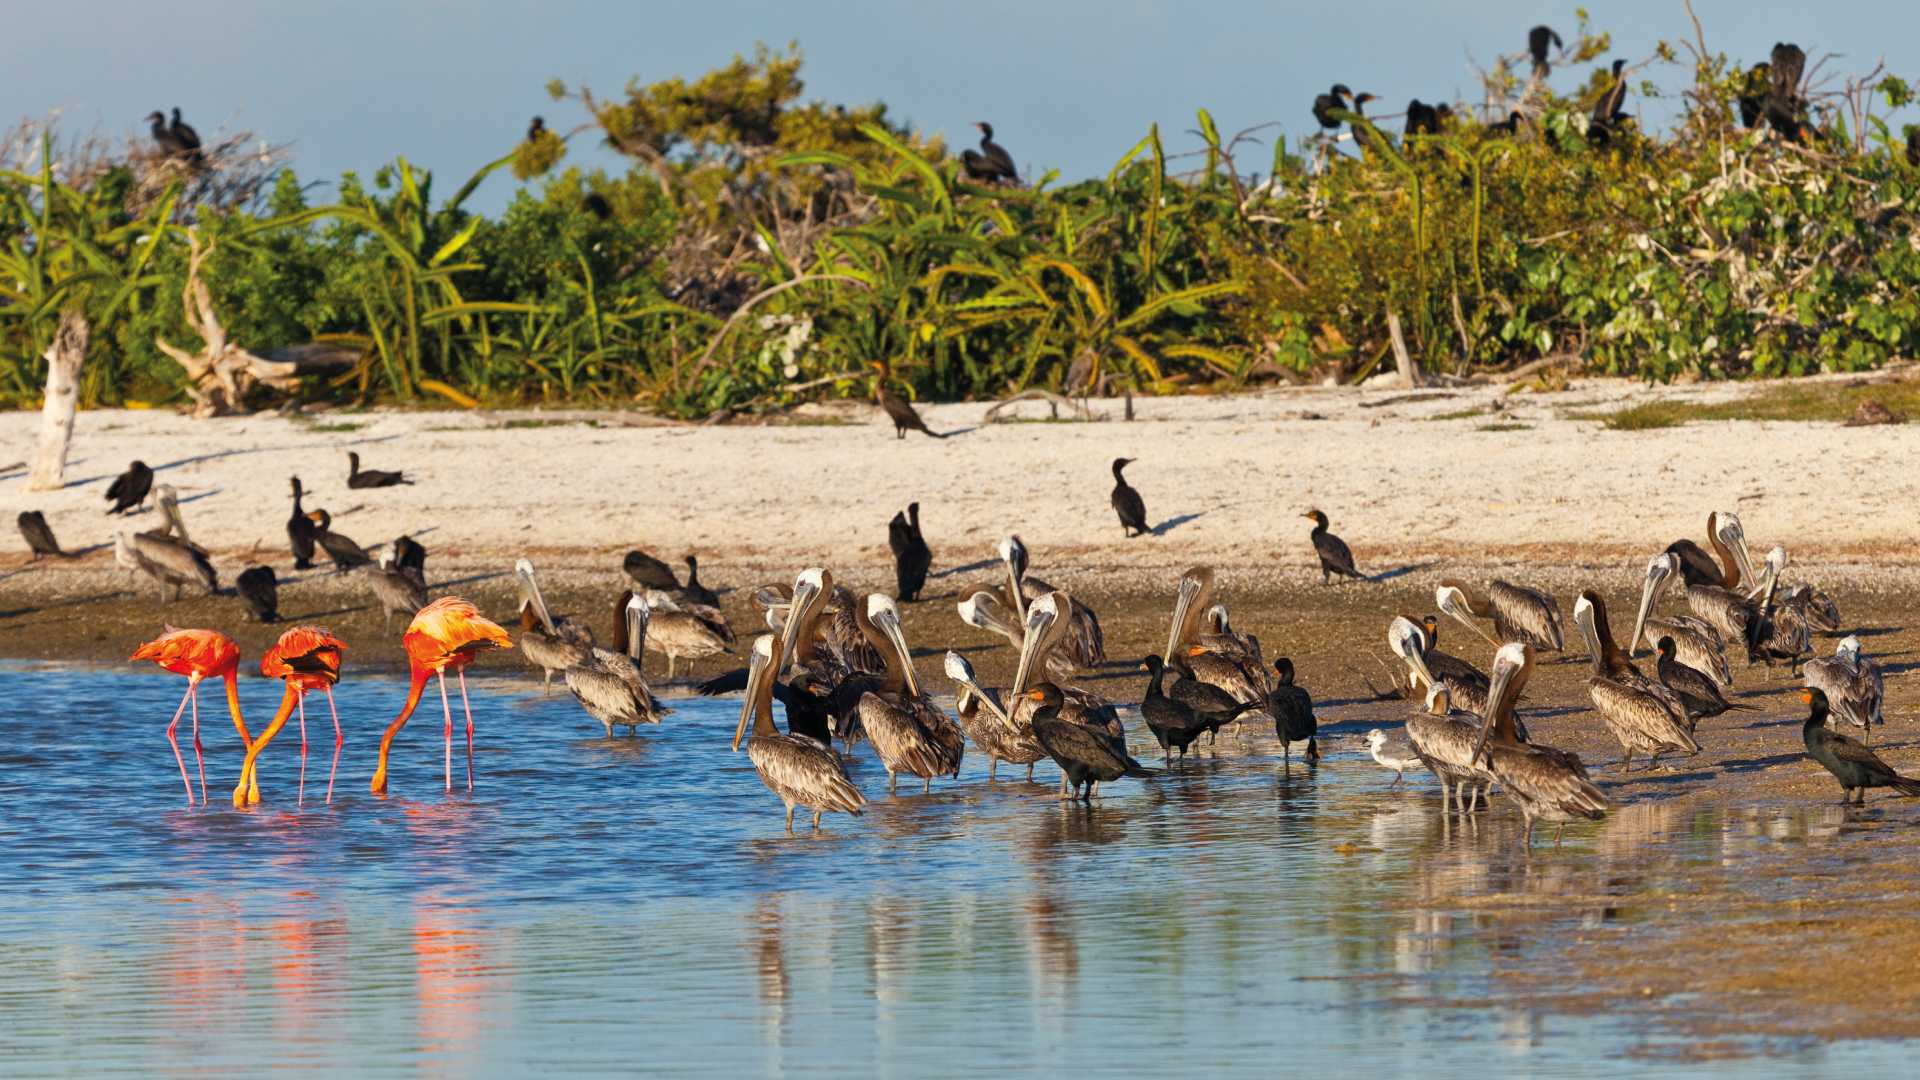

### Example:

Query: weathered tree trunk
xmin=1386 ymin=309 xmax=1423 ymax=389
xmin=27 ymin=310 xmax=88 ymax=491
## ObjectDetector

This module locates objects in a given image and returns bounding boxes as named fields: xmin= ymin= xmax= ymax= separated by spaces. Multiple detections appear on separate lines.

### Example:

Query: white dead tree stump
xmin=154 ymin=231 xmax=309 ymax=418
xmin=28 ymin=310 xmax=88 ymax=491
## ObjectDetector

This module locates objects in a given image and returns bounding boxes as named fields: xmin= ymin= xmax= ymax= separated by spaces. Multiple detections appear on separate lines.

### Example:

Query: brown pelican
xmin=1010 ymin=591 xmax=1127 ymax=798
xmin=1574 ymin=590 xmax=1698 ymax=771
xmin=732 ymin=633 xmax=866 ymax=832
xmin=889 ymin=503 xmax=931 ymax=601
xmin=346 ymin=451 xmax=410 ymax=488
xmin=1110 ymin=458 xmax=1148 ymax=537
xmin=513 ymin=558 xmax=594 ymax=691
xmin=644 ymin=591 xmax=735 ymax=678
xmin=1632 ymin=513 xmax=1760 ymax=661
xmin=566 ymin=592 xmax=667 ymax=735
xmin=1406 ymin=615 xmax=1490 ymax=714
xmin=105 ymin=460 xmax=153 ymax=515
xmin=1303 ymin=509 xmax=1366 ymax=583
xmin=998 ymin=535 xmax=1105 ymax=669
xmin=1468 ymin=643 xmax=1609 ymax=847
xmin=1025 ymin=683 xmax=1156 ymax=801
xmin=1435 ymin=579 xmax=1563 ymax=651
xmin=119 ymin=490 xmax=217 ymax=601
xmin=695 ymin=570 xmax=845 ymax=745
xmin=1747 ymin=548 xmax=1811 ymax=671
xmin=944 ymin=651 xmax=1044 ymax=780
xmin=236 ymin=565 xmax=278 ymax=623
xmin=855 ymin=594 xmax=964 ymax=791
xmin=306 ymin=509 xmax=374 ymax=571
xmin=1804 ymin=635 xmax=1884 ymax=744
xmin=1163 ymin=567 xmax=1266 ymax=702
xmin=1388 ymin=618 xmax=1498 ymax=811
xmin=957 ymin=590 xmax=1075 ymax=681
xmin=18 ymin=511 xmax=64 ymax=559
xmin=365 ymin=549 xmax=429 ymax=629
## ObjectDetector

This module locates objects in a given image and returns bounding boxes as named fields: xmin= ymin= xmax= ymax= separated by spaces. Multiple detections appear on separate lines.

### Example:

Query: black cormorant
xmin=105 ymin=460 xmax=154 ymax=515
xmin=889 ymin=502 xmax=931 ymax=602
xmin=346 ymin=451 xmax=410 ymax=488
xmin=1110 ymin=458 xmax=1148 ymax=538
xmin=1801 ymin=688 xmax=1920 ymax=804
xmin=1312 ymin=85 xmax=1352 ymax=130
xmin=287 ymin=476 xmax=317 ymax=569
xmin=959 ymin=122 xmax=1018 ymax=186
xmin=1270 ymin=657 xmax=1319 ymax=765
xmin=1304 ymin=509 xmax=1366 ymax=583
xmin=17 ymin=511 xmax=64 ymax=559
xmin=1528 ymin=26 xmax=1564 ymax=79
xmin=236 ymin=565 xmax=279 ymax=623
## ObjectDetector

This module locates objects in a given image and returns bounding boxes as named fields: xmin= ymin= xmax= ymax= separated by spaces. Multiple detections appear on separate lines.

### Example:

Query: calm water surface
xmin=0 ymin=662 xmax=1908 ymax=1077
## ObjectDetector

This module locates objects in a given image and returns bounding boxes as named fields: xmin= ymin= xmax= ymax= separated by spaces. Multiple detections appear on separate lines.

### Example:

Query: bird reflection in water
xmin=411 ymin=901 xmax=508 ymax=1064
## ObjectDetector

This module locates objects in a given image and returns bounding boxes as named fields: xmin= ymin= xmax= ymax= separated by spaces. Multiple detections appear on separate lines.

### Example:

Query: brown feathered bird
xmin=872 ymin=362 xmax=943 ymax=439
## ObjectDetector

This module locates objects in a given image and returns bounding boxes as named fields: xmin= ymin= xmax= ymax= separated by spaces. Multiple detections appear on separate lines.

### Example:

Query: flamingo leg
xmin=295 ymin=693 xmax=308 ymax=807
xmin=189 ymin=676 xmax=206 ymax=806
xmin=325 ymin=686 xmax=342 ymax=805
xmin=437 ymin=668 xmax=454 ymax=793
xmin=459 ymin=667 xmax=475 ymax=791
xmin=165 ymin=681 xmax=195 ymax=805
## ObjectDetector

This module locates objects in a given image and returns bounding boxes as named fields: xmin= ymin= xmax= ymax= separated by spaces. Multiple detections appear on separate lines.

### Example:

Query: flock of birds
xmin=16 ymin=447 xmax=1909 ymax=841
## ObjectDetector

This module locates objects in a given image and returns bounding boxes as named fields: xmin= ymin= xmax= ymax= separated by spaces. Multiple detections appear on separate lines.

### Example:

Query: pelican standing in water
xmin=513 ymin=558 xmax=593 ymax=691
xmin=997 ymin=536 xmax=1106 ymax=669
xmin=1011 ymin=592 xmax=1129 ymax=798
xmin=855 ymin=594 xmax=964 ymax=792
xmin=945 ymin=651 xmax=1045 ymax=780
xmin=1163 ymin=567 xmax=1267 ymax=703
xmin=646 ymin=591 xmax=736 ymax=679
xmin=1388 ymin=617 xmax=1498 ymax=811
xmin=1435 ymin=579 xmax=1563 ymax=652
xmin=566 ymin=592 xmax=668 ymax=736
xmin=1804 ymin=635 xmax=1884 ymax=744
xmin=1574 ymin=591 xmax=1698 ymax=771
xmin=732 ymin=634 xmax=866 ymax=832
xmin=1469 ymin=643 xmax=1609 ymax=847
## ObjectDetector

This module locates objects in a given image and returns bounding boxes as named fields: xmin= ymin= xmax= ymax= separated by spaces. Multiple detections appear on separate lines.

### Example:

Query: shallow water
xmin=0 ymin=662 xmax=1908 ymax=1076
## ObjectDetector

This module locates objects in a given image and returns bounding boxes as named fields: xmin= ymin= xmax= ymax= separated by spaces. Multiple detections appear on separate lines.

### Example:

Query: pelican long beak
xmin=515 ymin=559 xmax=559 ymax=636
xmin=869 ymin=597 xmax=919 ymax=697
xmin=1437 ymin=586 xmax=1501 ymax=648
xmin=1470 ymin=642 xmax=1530 ymax=764
xmin=1012 ymin=594 xmax=1061 ymax=698
xmin=733 ymin=636 xmax=776 ymax=752
xmin=1747 ymin=546 xmax=1786 ymax=600
xmin=1715 ymin=511 xmax=1756 ymax=586
xmin=944 ymin=651 xmax=1010 ymax=726
xmin=1386 ymin=616 xmax=1435 ymax=690
xmin=1164 ymin=569 xmax=1206 ymax=664
xmin=999 ymin=537 xmax=1026 ymax=618
xmin=1629 ymin=555 xmax=1671 ymax=653
xmin=778 ymin=570 xmax=825 ymax=671
xmin=625 ymin=594 xmax=650 ymax=662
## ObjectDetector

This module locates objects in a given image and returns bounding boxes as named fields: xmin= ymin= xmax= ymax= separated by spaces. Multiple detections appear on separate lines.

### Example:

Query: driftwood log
xmin=154 ymin=231 xmax=354 ymax=417
xmin=28 ymin=310 xmax=88 ymax=491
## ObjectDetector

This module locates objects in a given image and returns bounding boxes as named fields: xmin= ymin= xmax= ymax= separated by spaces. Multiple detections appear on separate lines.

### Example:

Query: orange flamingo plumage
xmin=236 ymin=627 xmax=348 ymax=806
xmin=129 ymin=627 xmax=252 ymax=805
xmin=371 ymin=597 xmax=513 ymax=796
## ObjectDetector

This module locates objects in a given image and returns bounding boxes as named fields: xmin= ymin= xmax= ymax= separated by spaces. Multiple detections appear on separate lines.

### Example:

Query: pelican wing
xmin=566 ymin=664 xmax=644 ymax=727
xmin=1485 ymin=743 xmax=1608 ymax=822
xmin=1488 ymin=580 xmax=1564 ymax=651
xmin=747 ymin=734 xmax=866 ymax=814
xmin=1405 ymin=713 xmax=1495 ymax=786
xmin=1590 ymin=677 xmax=1699 ymax=756
xmin=1646 ymin=619 xmax=1730 ymax=686
xmin=858 ymin=692 xmax=961 ymax=780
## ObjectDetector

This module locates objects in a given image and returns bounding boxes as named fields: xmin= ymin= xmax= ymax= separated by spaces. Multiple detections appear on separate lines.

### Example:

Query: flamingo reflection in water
xmin=371 ymin=597 xmax=514 ymax=796
xmin=130 ymin=627 xmax=253 ymax=805
xmin=235 ymin=627 xmax=348 ymax=806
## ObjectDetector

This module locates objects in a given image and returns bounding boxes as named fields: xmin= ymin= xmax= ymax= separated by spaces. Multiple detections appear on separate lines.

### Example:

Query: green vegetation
xmin=4 ymin=31 xmax=1919 ymax=418
xmin=1587 ymin=377 xmax=1920 ymax=428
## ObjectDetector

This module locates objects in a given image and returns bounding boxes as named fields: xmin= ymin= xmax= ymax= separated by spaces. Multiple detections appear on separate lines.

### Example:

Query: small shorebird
xmin=1366 ymin=729 xmax=1422 ymax=786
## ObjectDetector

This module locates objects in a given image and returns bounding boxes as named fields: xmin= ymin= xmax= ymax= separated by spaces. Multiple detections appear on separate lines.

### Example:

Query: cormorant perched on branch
xmin=1405 ymin=100 xmax=1443 ymax=137
xmin=582 ymin=192 xmax=613 ymax=219
xmin=169 ymin=108 xmax=202 ymax=164
xmin=1766 ymin=43 xmax=1809 ymax=143
xmin=527 ymin=116 xmax=546 ymax=142
xmin=146 ymin=111 xmax=199 ymax=165
xmin=1311 ymin=85 xmax=1352 ymax=131
xmin=1589 ymin=59 xmax=1630 ymax=145
xmin=1489 ymin=111 xmax=1525 ymax=136
xmin=960 ymin=122 xmax=1018 ymax=186
xmin=1528 ymin=26 xmax=1564 ymax=79
xmin=1738 ymin=63 xmax=1771 ymax=129
xmin=1347 ymin=93 xmax=1381 ymax=155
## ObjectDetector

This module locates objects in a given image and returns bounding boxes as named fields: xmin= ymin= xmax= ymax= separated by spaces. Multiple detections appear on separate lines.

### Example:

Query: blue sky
xmin=11 ymin=1 xmax=1915 ymax=211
